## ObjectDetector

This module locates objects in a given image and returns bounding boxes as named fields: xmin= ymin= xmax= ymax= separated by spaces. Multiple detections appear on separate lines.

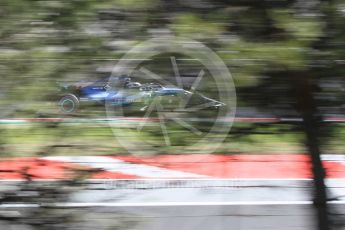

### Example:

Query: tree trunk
xmin=292 ymin=72 xmax=330 ymax=230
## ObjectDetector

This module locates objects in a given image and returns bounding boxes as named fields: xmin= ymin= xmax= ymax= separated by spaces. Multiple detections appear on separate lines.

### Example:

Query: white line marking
xmin=0 ymin=178 xmax=315 ymax=182
xmin=321 ymin=155 xmax=345 ymax=161
xmin=3 ymin=201 xmax=345 ymax=208
xmin=43 ymin=156 xmax=208 ymax=178
xmin=4 ymin=117 xmax=345 ymax=124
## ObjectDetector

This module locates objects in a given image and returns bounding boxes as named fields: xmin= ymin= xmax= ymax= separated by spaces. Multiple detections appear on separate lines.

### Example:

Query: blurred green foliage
xmin=0 ymin=0 xmax=344 ymax=155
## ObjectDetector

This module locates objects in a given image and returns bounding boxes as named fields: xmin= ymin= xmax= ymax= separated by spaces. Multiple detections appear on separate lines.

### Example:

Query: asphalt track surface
xmin=0 ymin=203 xmax=322 ymax=230
xmin=3 ymin=118 xmax=345 ymax=229
xmin=2 ymin=153 xmax=345 ymax=229
xmin=1 ymin=179 xmax=345 ymax=230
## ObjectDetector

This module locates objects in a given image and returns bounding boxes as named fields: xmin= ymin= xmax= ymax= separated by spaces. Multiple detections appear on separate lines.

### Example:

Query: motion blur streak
xmin=0 ymin=0 xmax=345 ymax=229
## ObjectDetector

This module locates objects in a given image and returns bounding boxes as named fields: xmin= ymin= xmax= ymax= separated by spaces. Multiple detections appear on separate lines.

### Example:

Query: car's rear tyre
xmin=58 ymin=94 xmax=79 ymax=114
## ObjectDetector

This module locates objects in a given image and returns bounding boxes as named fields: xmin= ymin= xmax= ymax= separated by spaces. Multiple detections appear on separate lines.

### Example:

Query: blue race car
xmin=58 ymin=76 xmax=225 ymax=114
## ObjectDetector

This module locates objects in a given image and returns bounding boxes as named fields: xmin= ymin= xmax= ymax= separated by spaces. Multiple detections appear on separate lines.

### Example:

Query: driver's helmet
xmin=110 ymin=75 xmax=131 ymax=88
xmin=126 ymin=82 xmax=142 ymax=89
xmin=124 ymin=77 xmax=131 ymax=84
xmin=119 ymin=75 xmax=131 ymax=84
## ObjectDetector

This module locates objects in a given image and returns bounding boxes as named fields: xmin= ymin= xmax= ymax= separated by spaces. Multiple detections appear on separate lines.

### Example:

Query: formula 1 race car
xmin=57 ymin=76 xmax=225 ymax=114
